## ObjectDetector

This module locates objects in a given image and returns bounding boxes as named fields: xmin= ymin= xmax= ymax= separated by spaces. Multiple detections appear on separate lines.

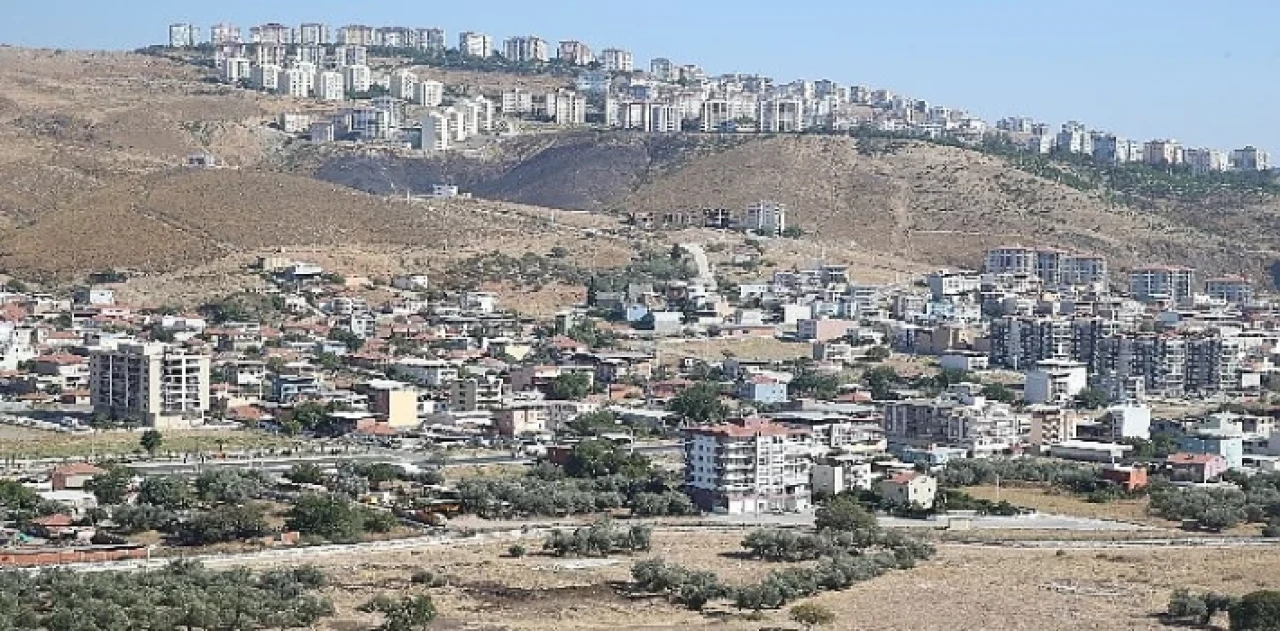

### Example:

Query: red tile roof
xmin=52 ymin=463 xmax=106 ymax=477
xmin=1167 ymin=453 xmax=1225 ymax=465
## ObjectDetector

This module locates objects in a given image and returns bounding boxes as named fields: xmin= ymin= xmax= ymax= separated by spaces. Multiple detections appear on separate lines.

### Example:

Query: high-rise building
xmin=682 ymin=419 xmax=814 ymax=514
xmin=458 ymin=32 xmax=493 ymax=57
xmin=543 ymin=89 xmax=586 ymax=124
xmin=389 ymin=70 xmax=418 ymax=100
xmin=252 ymin=63 xmax=282 ymax=91
xmin=417 ymin=28 xmax=446 ymax=53
xmin=297 ymin=22 xmax=330 ymax=45
xmin=250 ymin=23 xmax=292 ymax=45
xmin=168 ymin=24 xmax=199 ymax=48
xmin=209 ymin=23 xmax=242 ymax=46
xmin=342 ymin=64 xmax=372 ymax=95
xmin=222 ymin=57 xmax=252 ymax=83
xmin=743 ymin=200 xmax=787 ymax=235
xmin=1230 ymin=146 xmax=1271 ymax=171
xmin=1144 ymin=139 xmax=1183 ymax=166
xmin=1205 ymin=276 xmax=1253 ymax=305
xmin=1184 ymin=148 xmax=1229 ymax=175
xmin=758 ymin=99 xmax=805 ymax=132
xmin=414 ymin=80 xmax=444 ymax=107
xmin=315 ymin=71 xmax=345 ymax=101
xmin=558 ymin=40 xmax=593 ymax=65
xmin=599 ymin=48 xmax=633 ymax=72
xmin=90 ymin=343 xmax=210 ymax=428
xmin=337 ymin=24 xmax=375 ymax=46
xmin=252 ymin=44 xmax=288 ymax=67
xmin=278 ymin=66 xmax=313 ymax=98
xmin=503 ymin=36 xmax=549 ymax=62
xmin=649 ymin=57 xmax=676 ymax=81
xmin=336 ymin=44 xmax=368 ymax=68
xmin=1129 ymin=266 xmax=1196 ymax=303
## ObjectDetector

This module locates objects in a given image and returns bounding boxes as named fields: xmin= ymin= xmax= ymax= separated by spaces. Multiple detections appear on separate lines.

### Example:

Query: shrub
xmin=507 ymin=544 xmax=527 ymax=558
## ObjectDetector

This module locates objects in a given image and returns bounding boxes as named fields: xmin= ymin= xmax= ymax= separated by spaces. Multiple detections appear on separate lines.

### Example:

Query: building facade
xmin=90 ymin=343 xmax=210 ymax=428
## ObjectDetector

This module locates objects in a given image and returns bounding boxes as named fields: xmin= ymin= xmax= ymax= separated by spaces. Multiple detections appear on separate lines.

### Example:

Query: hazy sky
xmin=2 ymin=0 xmax=1275 ymax=151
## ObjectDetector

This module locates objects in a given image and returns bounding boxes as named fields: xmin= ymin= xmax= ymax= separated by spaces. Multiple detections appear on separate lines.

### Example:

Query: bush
xmin=410 ymin=569 xmax=448 ymax=587
xmin=507 ymin=544 xmax=527 ymax=558
xmin=1230 ymin=590 xmax=1280 ymax=630
xmin=542 ymin=518 xmax=651 ymax=557
xmin=790 ymin=603 xmax=836 ymax=629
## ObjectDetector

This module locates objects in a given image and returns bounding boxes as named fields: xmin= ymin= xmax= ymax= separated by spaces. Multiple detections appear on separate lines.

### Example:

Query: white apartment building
xmin=315 ymin=71 xmax=345 ymax=102
xmin=743 ymin=200 xmax=788 ymax=235
xmin=1144 ymin=139 xmax=1183 ymax=166
xmin=252 ymin=63 xmax=281 ymax=91
xmin=599 ymin=48 xmax=634 ymax=72
xmin=250 ymin=23 xmax=292 ymax=45
xmin=1205 ymin=276 xmax=1253 ymax=305
xmin=297 ymin=22 xmax=329 ymax=45
xmin=252 ymin=44 xmax=287 ymax=67
xmin=336 ymin=45 xmax=368 ymax=67
xmin=0 ymin=324 xmax=35 ymax=371
xmin=503 ymin=36 xmax=549 ymax=63
xmin=650 ymin=57 xmax=676 ymax=81
xmin=417 ymin=28 xmax=446 ymax=53
xmin=456 ymin=98 xmax=494 ymax=134
xmin=168 ymin=23 xmax=199 ymax=48
xmin=1129 ymin=266 xmax=1196 ymax=303
xmin=414 ymin=80 xmax=444 ymax=107
xmin=278 ymin=67 xmax=313 ymax=98
xmin=558 ymin=40 xmax=593 ymax=65
xmin=1184 ymin=148 xmax=1229 ymax=175
xmin=759 ymin=99 xmax=805 ymax=133
xmin=342 ymin=64 xmax=371 ymax=95
xmin=683 ymin=419 xmax=814 ymax=514
xmin=390 ymin=70 xmax=418 ymax=100
xmin=544 ymin=90 xmax=586 ymax=125
xmin=1024 ymin=359 xmax=1089 ymax=405
xmin=209 ymin=23 xmax=241 ymax=46
xmin=458 ymin=31 xmax=494 ymax=57
xmin=501 ymin=89 xmax=535 ymax=116
xmin=90 ymin=343 xmax=211 ymax=429
xmin=1092 ymin=134 xmax=1144 ymax=164
xmin=222 ymin=57 xmax=252 ymax=83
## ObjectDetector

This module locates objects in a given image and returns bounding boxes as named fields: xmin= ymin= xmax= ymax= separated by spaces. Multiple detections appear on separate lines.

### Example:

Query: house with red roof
xmin=1167 ymin=452 xmax=1229 ymax=483
xmin=876 ymin=471 xmax=938 ymax=509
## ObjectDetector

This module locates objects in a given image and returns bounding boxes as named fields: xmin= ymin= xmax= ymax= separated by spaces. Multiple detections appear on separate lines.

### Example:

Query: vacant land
xmin=289 ymin=526 xmax=1280 ymax=630
xmin=0 ymin=426 xmax=296 ymax=459
xmin=965 ymin=484 xmax=1161 ymax=526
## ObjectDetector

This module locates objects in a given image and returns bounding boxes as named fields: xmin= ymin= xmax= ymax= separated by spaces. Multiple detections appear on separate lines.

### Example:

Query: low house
xmin=1166 ymin=453 xmax=1229 ymax=483
xmin=51 ymin=463 xmax=105 ymax=491
xmin=1101 ymin=464 xmax=1149 ymax=491
xmin=876 ymin=472 xmax=938 ymax=509
xmin=26 ymin=514 xmax=88 ymax=540
xmin=736 ymin=375 xmax=788 ymax=405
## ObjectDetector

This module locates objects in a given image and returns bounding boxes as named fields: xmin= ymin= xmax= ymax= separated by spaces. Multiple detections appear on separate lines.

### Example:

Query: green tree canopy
xmin=550 ymin=371 xmax=592 ymax=400
xmin=667 ymin=382 xmax=728 ymax=424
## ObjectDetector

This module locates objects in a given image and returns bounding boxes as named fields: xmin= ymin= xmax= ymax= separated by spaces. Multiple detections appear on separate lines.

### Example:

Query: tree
xmin=285 ymin=493 xmax=366 ymax=542
xmin=176 ymin=503 xmax=268 ymax=545
xmin=1230 ymin=590 xmax=1280 ymax=630
xmin=814 ymin=496 xmax=880 ymax=543
xmin=550 ymin=372 xmax=591 ymax=400
xmin=137 ymin=476 xmax=192 ymax=510
xmin=364 ymin=594 xmax=436 ymax=631
xmin=861 ymin=366 xmax=900 ymax=400
xmin=667 ymin=382 xmax=727 ymax=424
xmin=86 ymin=468 xmax=133 ymax=505
xmin=328 ymin=328 xmax=364 ymax=353
xmin=564 ymin=410 xmax=618 ymax=436
xmin=1074 ymin=388 xmax=1109 ymax=410
xmin=195 ymin=469 xmax=264 ymax=503
xmin=790 ymin=603 xmax=836 ymax=630
xmin=979 ymin=383 xmax=1018 ymax=404
xmin=286 ymin=462 xmax=325 ymax=485
xmin=863 ymin=346 xmax=891 ymax=362
xmin=564 ymin=440 xmax=652 ymax=479
xmin=139 ymin=429 xmax=164 ymax=456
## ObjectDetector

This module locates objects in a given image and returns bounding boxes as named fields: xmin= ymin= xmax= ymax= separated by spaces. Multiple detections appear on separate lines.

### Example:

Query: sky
xmin=2 ymin=0 xmax=1277 ymax=151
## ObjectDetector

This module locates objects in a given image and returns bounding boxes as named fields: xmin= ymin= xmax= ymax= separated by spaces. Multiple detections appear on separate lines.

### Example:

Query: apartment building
xmin=1205 ymin=276 xmax=1253 ymax=305
xmin=250 ymin=23 xmax=292 ymax=45
xmin=1184 ymin=147 xmax=1229 ymax=175
xmin=341 ymin=64 xmax=371 ymax=95
xmin=417 ymin=28 xmax=447 ymax=53
xmin=650 ymin=57 xmax=676 ymax=81
xmin=209 ymin=23 xmax=242 ymax=46
xmin=599 ymin=48 xmax=634 ymax=72
xmin=1144 ymin=139 xmax=1182 ymax=166
xmin=222 ymin=57 xmax=251 ymax=83
xmin=503 ymin=36 xmax=549 ymax=62
xmin=414 ymin=80 xmax=444 ymax=107
xmin=1024 ymin=359 xmax=1088 ymax=405
xmin=1230 ymin=146 xmax=1271 ymax=171
xmin=682 ymin=419 xmax=814 ymax=514
xmin=882 ymin=394 xmax=1020 ymax=456
xmin=988 ymin=316 xmax=1073 ymax=370
xmin=558 ymin=40 xmax=594 ymax=65
xmin=389 ymin=70 xmax=417 ymax=100
xmin=297 ymin=23 xmax=330 ymax=45
xmin=337 ymin=24 xmax=375 ymax=46
xmin=1092 ymin=134 xmax=1144 ymax=164
xmin=758 ymin=99 xmax=805 ymax=132
xmin=168 ymin=23 xmax=199 ymax=48
xmin=1129 ymin=266 xmax=1196 ymax=303
xmin=375 ymin=26 xmax=413 ymax=48
xmin=742 ymin=200 xmax=787 ymax=235
xmin=448 ymin=377 xmax=505 ymax=411
xmin=315 ymin=71 xmax=345 ymax=102
xmin=336 ymin=44 xmax=368 ymax=67
xmin=90 ymin=343 xmax=211 ymax=429
xmin=252 ymin=64 xmax=281 ymax=91
xmin=544 ymin=89 xmax=587 ymax=125
xmin=458 ymin=31 xmax=494 ymax=57
xmin=1093 ymin=334 xmax=1188 ymax=398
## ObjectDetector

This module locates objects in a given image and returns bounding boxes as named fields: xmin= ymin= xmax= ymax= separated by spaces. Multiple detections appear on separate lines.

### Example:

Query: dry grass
xmin=0 ymin=427 xmax=296 ymax=459
xmin=965 ymin=484 xmax=1162 ymax=526
xmin=289 ymin=527 xmax=1280 ymax=630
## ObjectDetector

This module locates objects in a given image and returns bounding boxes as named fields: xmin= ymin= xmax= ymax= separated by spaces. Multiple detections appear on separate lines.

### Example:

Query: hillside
xmin=316 ymin=132 xmax=1273 ymax=281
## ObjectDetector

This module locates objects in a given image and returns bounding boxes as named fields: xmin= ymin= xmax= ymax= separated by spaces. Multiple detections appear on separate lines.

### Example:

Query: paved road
xmin=707 ymin=510 xmax=1152 ymax=532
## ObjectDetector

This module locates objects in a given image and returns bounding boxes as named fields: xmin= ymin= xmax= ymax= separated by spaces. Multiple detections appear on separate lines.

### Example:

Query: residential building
xmin=209 ymin=22 xmax=242 ymax=46
xmin=797 ymin=318 xmax=857 ymax=342
xmin=414 ymin=80 xmax=444 ymax=107
xmin=1179 ymin=427 xmax=1244 ymax=470
xmin=1166 ymin=453 xmax=1229 ymax=482
xmin=1205 ymin=276 xmax=1253 ymax=305
xmin=1184 ymin=147 xmax=1229 ymax=174
xmin=421 ymin=110 xmax=451 ymax=150
xmin=368 ymin=384 xmax=419 ymax=428
xmin=168 ymin=23 xmax=199 ymax=48
xmin=742 ymin=200 xmax=787 ymax=235
xmin=758 ymin=99 xmax=805 ymax=132
xmin=1092 ymin=135 xmax=1144 ymax=164
xmin=1230 ymin=146 xmax=1271 ymax=171
xmin=558 ymin=40 xmax=593 ymax=65
xmin=883 ymin=394 xmax=1020 ymax=456
xmin=90 ymin=343 xmax=211 ymax=428
xmin=811 ymin=456 xmax=874 ymax=495
xmin=51 ymin=463 xmax=106 ymax=491
xmin=252 ymin=64 xmax=281 ymax=91
xmin=736 ymin=375 xmax=789 ymax=404
xmin=1129 ymin=266 xmax=1196 ymax=303
xmin=278 ymin=67 xmax=312 ymax=98
xmin=252 ymin=44 xmax=287 ymax=67
xmin=448 ymin=377 xmax=505 ymax=411
xmin=417 ymin=28 xmax=447 ymax=53
xmin=983 ymin=246 xmax=1036 ymax=276
xmin=1028 ymin=406 xmax=1079 ymax=452
xmin=682 ymin=419 xmax=814 ymax=514
xmin=1055 ymin=122 xmax=1092 ymax=155
xmin=503 ymin=36 xmax=549 ymax=62
xmin=599 ymin=48 xmax=633 ymax=72
xmin=1024 ymin=359 xmax=1088 ymax=405
xmin=494 ymin=405 xmax=548 ymax=437
xmin=1104 ymin=404 xmax=1152 ymax=440
xmin=222 ymin=57 xmax=252 ymax=84
xmin=876 ymin=472 xmax=938 ymax=509
xmin=1048 ymin=439 xmax=1132 ymax=462
xmin=650 ymin=57 xmax=676 ymax=81
xmin=1101 ymin=465 xmax=1149 ymax=491
xmin=342 ymin=64 xmax=371 ymax=95
xmin=989 ymin=316 xmax=1073 ymax=370
xmin=250 ymin=23 xmax=292 ymax=45
xmin=297 ymin=22 xmax=329 ymax=45
xmin=1144 ymin=139 xmax=1182 ymax=166
xmin=544 ymin=89 xmax=587 ymax=125
xmin=337 ymin=24 xmax=375 ymax=46
xmin=389 ymin=70 xmax=417 ymax=100
xmin=315 ymin=71 xmax=345 ymax=101
xmin=337 ymin=44 xmax=368 ymax=67
xmin=458 ymin=31 xmax=493 ymax=57
xmin=501 ymin=89 xmax=535 ymax=116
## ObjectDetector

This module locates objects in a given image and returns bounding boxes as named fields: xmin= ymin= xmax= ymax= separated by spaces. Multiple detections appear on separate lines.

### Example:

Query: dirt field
xmin=292 ymin=527 xmax=1280 ymax=630
xmin=964 ymin=484 xmax=1162 ymax=526
xmin=0 ymin=426 xmax=297 ymax=459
